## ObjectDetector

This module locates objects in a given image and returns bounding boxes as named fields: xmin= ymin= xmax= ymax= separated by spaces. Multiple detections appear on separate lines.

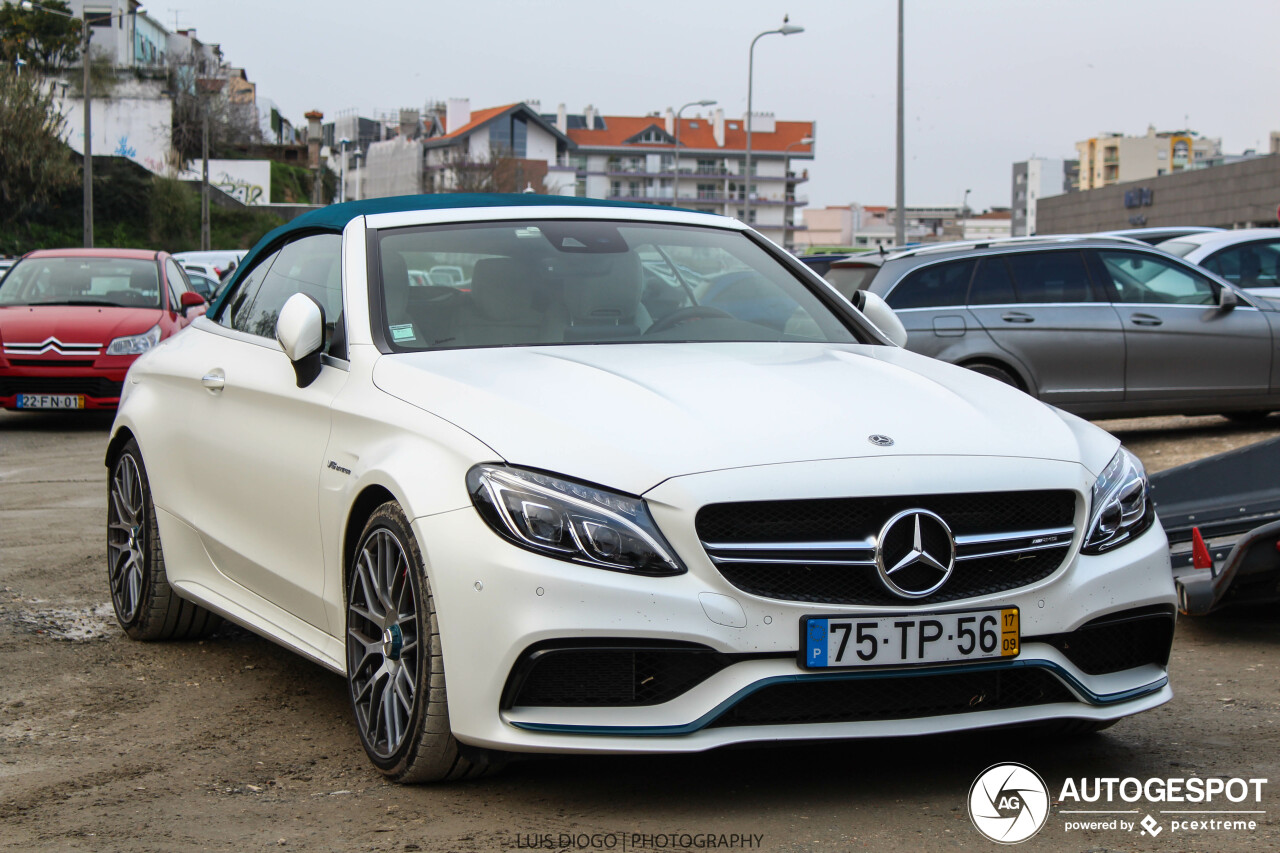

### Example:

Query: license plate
xmin=801 ymin=607 xmax=1019 ymax=669
xmin=15 ymin=394 xmax=84 ymax=409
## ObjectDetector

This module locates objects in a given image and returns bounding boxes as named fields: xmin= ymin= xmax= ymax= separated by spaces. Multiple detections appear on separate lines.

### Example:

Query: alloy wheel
xmin=347 ymin=528 xmax=421 ymax=759
xmin=107 ymin=454 xmax=146 ymax=623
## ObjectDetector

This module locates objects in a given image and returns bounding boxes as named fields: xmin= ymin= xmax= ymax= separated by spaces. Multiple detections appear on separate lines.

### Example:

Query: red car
xmin=0 ymin=248 xmax=206 ymax=410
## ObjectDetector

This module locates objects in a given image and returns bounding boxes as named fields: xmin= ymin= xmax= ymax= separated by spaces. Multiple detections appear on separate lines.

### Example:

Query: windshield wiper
xmin=29 ymin=299 xmax=137 ymax=307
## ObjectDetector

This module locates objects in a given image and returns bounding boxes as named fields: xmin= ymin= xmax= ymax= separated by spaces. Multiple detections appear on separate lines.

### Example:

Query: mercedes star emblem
xmin=875 ymin=508 xmax=957 ymax=598
xmin=868 ymin=434 xmax=894 ymax=447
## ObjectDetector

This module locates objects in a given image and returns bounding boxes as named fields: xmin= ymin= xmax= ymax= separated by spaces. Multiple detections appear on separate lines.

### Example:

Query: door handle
xmin=1000 ymin=312 xmax=1034 ymax=323
xmin=1130 ymin=314 xmax=1163 ymax=327
xmin=201 ymin=370 xmax=225 ymax=392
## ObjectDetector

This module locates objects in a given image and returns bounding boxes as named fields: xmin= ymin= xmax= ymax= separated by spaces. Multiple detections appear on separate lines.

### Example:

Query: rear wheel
xmin=107 ymin=439 xmax=221 ymax=640
xmin=964 ymin=362 xmax=1022 ymax=390
xmin=345 ymin=502 xmax=505 ymax=783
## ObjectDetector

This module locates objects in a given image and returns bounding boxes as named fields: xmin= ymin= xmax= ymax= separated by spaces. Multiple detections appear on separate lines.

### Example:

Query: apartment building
xmin=1011 ymin=158 xmax=1078 ymax=236
xmin=546 ymin=105 xmax=815 ymax=248
xmin=1075 ymin=127 xmax=1220 ymax=191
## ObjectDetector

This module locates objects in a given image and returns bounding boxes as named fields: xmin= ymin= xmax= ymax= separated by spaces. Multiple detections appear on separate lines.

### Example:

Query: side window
xmin=1202 ymin=241 xmax=1280 ymax=289
xmin=1006 ymin=250 xmax=1094 ymax=304
xmin=234 ymin=234 xmax=343 ymax=342
xmin=218 ymin=248 xmax=280 ymax=331
xmin=164 ymin=259 xmax=186 ymax=310
xmin=1096 ymin=250 xmax=1215 ymax=306
xmin=968 ymin=257 xmax=1016 ymax=305
xmin=885 ymin=259 xmax=973 ymax=310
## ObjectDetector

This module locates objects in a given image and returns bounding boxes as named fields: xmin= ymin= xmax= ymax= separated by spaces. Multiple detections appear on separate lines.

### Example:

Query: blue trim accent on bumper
xmin=508 ymin=659 xmax=1168 ymax=737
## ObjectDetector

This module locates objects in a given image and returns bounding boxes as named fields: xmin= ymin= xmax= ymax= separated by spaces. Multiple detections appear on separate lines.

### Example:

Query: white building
xmin=1011 ymin=158 xmax=1078 ymax=236
xmin=548 ymin=105 xmax=814 ymax=248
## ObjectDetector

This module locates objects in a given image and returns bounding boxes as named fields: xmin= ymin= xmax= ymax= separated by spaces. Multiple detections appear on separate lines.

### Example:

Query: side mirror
xmin=1218 ymin=286 xmax=1239 ymax=312
xmin=179 ymin=290 xmax=206 ymax=316
xmin=851 ymin=290 xmax=908 ymax=347
xmin=276 ymin=292 xmax=326 ymax=387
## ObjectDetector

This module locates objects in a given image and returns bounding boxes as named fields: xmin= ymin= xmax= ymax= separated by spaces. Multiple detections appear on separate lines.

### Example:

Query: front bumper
xmin=416 ymin=455 xmax=1175 ymax=754
xmin=0 ymin=361 xmax=131 ymax=410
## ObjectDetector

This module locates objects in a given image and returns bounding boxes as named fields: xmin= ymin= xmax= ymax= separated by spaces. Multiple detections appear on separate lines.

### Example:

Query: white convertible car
xmin=107 ymin=195 xmax=1175 ymax=783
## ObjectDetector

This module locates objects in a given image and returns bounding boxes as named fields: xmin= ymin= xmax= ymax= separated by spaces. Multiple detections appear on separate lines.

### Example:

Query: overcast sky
xmin=164 ymin=0 xmax=1279 ymax=215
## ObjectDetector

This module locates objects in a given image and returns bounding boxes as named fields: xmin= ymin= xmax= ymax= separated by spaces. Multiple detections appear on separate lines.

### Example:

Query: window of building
xmin=488 ymin=115 xmax=528 ymax=158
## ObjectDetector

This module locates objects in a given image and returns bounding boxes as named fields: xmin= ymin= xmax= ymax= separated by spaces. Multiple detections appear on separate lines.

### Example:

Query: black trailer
xmin=1151 ymin=434 xmax=1280 ymax=615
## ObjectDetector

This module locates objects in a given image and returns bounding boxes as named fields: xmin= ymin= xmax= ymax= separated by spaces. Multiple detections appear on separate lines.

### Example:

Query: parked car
xmin=184 ymin=270 xmax=222 ymax=301
xmin=1091 ymin=226 xmax=1224 ymax=245
xmin=1157 ymin=228 xmax=1280 ymax=298
xmin=0 ymin=258 xmax=14 ymax=277
xmin=172 ymin=250 xmax=247 ymax=281
xmin=856 ymin=237 xmax=1280 ymax=420
xmin=107 ymin=195 xmax=1174 ymax=783
xmin=0 ymin=249 xmax=205 ymax=410
xmin=180 ymin=261 xmax=221 ymax=281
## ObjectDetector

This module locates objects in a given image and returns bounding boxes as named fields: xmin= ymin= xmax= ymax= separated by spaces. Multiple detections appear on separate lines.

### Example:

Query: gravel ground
xmin=1 ymin=409 xmax=1278 ymax=853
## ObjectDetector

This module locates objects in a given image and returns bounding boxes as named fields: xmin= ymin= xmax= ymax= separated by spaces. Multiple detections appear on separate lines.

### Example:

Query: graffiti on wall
xmin=212 ymin=174 xmax=265 ymax=205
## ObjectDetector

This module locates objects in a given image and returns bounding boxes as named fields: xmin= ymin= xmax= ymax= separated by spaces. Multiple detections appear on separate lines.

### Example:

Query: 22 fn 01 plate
xmin=15 ymin=394 xmax=84 ymax=409
xmin=801 ymin=607 xmax=1019 ymax=669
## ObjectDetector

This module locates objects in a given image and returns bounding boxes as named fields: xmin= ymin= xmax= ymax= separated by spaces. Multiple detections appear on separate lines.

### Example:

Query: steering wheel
xmin=645 ymin=306 xmax=734 ymax=335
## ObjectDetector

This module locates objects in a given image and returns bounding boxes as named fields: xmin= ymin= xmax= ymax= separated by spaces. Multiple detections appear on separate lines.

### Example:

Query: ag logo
xmin=968 ymin=763 xmax=1050 ymax=844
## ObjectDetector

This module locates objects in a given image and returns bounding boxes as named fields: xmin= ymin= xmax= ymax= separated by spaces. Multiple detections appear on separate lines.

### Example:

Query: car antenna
xmin=878 ymin=244 xmax=886 ymax=257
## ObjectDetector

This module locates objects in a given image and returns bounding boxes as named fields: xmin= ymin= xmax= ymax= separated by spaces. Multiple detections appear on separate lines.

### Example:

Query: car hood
xmin=0 ymin=305 xmax=162 ymax=346
xmin=373 ymin=343 xmax=1110 ymax=495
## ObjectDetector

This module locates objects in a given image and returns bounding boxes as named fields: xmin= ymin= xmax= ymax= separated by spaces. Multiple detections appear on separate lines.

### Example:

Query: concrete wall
xmin=178 ymin=159 xmax=272 ymax=205
xmin=62 ymin=95 xmax=173 ymax=175
xmin=1038 ymin=154 xmax=1280 ymax=233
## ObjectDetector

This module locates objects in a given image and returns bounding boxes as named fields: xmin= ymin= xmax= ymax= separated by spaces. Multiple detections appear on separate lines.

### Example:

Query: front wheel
xmin=107 ymin=438 xmax=221 ymax=640
xmin=964 ymin=362 xmax=1022 ymax=391
xmin=345 ymin=502 xmax=504 ymax=783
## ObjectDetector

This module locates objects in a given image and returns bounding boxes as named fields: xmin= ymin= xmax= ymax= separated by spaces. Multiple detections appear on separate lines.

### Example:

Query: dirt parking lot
xmin=1 ymin=410 xmax=1278 ymax=852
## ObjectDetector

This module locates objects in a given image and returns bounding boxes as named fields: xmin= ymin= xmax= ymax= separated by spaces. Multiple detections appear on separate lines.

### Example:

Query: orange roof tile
xmin=438 ymin=103 xmax=520 ymax=140
xmin=567 ymin=115 xmax=814 ymax=153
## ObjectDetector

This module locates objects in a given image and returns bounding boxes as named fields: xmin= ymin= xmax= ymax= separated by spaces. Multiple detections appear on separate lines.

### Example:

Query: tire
xmin=964 ymin=362 xmax=1022 ymax=390
xmin=345 ymin=502 xmax=506 ymax=783
xmin=1221 ymin=411 xmax=1271 ymax=424
xmin=107 ymin=439 xmax=222 ymax=640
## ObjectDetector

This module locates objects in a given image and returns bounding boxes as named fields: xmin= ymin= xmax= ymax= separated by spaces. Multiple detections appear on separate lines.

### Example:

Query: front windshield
xmin=375 ymin=220 xmax=862 ymax=350
xmin=0 ymin=257 xmax=162 ymax=309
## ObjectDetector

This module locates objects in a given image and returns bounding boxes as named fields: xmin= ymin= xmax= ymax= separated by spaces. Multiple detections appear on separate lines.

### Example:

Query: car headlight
xmin=1082 ymin=447 xmax=1154 ymax=555
xmin=467 ymin=464 xmax=685 ymax=576
xmin=105 ymin=324 xmax=161 ymax=356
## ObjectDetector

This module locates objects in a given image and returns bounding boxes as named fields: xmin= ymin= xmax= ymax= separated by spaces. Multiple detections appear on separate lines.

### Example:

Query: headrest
xmin=562 ymin=252 xmax=642 ymax=325
xmin=470 ymin=257 xmax=532 ymax=322
xmin=130 ymin=265 xmax=158 ymax=293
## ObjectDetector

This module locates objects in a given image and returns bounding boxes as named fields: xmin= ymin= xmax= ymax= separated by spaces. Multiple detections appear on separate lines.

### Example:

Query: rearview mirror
xmin=179 ymin=290 xmax=206 ymax=316
xmin=851 ymin=290 xmax=908 ymax=347
xmin=276 ymin=292 xmax=326 ymax=387
xmin=1218 ymin=286 xmax=1239 ymax=312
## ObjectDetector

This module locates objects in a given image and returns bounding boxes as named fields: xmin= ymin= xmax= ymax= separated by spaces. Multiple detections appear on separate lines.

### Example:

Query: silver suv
xmin=859 ymin=238 xmax=1280 ymax=420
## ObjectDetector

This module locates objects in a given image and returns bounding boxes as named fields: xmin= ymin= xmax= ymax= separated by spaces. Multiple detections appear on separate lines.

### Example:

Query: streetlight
xmin=338 ymin=137 xmax=350 ymax=203
xmin=352 ymin=149 xmax=363 ymax=201
xmin=894 ymin=0 xmax=905 ymax=246
xmin=20 ymin=0 xmax=113 ymax=248
xmin=961 ymin=188 xmax=972 ymax=216
xmin=745 ymin=16 xmax=803 ymax=223
xmin=672 ymin=98 xmax=715 ymax=207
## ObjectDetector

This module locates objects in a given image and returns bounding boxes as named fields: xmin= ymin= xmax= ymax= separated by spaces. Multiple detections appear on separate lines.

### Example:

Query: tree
xmin=167 ymin=49 xmax=260 ymax=167
xmin=444 ymin=145 xmax=547 ymax=194
xmin=0 ymin=65 xmax=76 ymax=222
xmin=0 ymin=0 xmax=81 ymax=72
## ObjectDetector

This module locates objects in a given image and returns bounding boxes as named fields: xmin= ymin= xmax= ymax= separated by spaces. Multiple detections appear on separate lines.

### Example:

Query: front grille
xmin=697 ymin=491 xmax=1076 ymax=605
xmin=1035 ymin=606 xmax=1175 ymax=675
xmin=708 ymin=667 xmax=1074 ymax=728
xmin=8 ymin=359 xmax=96 ymax=367
xmin=0 ymin=376 xmax=123 ymax=398
xmin=504 ymin=643 xmax=735 ymax=707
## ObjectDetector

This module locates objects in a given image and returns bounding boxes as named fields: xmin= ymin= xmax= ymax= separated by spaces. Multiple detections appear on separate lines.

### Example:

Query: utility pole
xmin=82 ymin=20 xmax=92 ymax=247
xmin=201 ymin=111 xmax=210 ymax=250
